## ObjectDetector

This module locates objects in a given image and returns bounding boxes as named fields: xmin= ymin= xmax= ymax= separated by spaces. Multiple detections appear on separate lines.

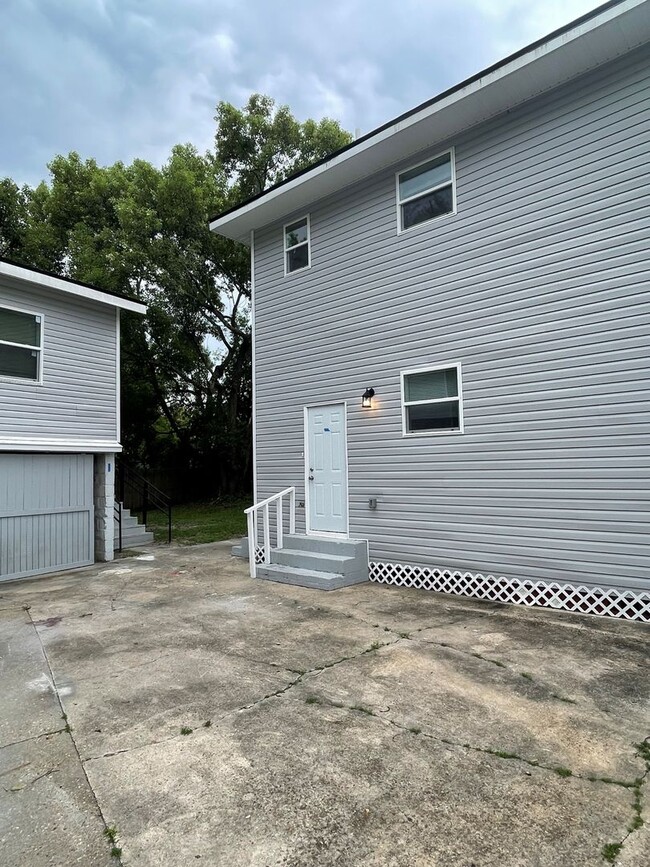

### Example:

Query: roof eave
xmin=0 ymin=260 xmax=147 ymax=314
xmin=210 ymin=0 xmax=650 ymax=245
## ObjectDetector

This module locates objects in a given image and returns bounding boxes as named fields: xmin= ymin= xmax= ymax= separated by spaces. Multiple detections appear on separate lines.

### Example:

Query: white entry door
xmin=306 ymin=404 xmax=348 ymax=535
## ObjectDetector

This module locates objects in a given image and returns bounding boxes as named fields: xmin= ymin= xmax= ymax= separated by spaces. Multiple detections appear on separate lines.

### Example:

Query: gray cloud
xmin=0 ymin=0 xmax=603 ymax=186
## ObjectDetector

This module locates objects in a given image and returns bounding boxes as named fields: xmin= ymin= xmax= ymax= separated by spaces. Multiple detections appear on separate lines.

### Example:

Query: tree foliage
xmin=0 ymin=96 xmax=351 ymax=498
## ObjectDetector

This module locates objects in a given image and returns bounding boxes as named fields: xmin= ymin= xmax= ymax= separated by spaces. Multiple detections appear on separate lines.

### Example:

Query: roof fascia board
xmin=210 ymin=0 xmax=649 ymax=243
xmin=0 ymin=261 xmax=147 ymax=314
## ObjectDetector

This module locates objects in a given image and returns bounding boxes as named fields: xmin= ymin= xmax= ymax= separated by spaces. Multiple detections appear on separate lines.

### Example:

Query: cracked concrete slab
xmin=0 ymin=609 xmax=64 ymax=748
xmin=0 ymin=731 xmax=113 ymax=866
xmin=32 ymin=588 xmax=382 ymax=759
xmin=618 ymin=824 xmax=650 ymax=866
xmin=300 ymin=638 xmax=647 ymax=780
xmin=0 ymin=540 xmax=648 ymax=866
xmin=85 ymin=698 xmax=636 ymax=867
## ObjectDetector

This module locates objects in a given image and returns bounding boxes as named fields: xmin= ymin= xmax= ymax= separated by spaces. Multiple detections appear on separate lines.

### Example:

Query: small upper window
xmin=284 ymin=216 xmax=310 ymax=274
xmin=0 ymin=305 xmax=43 ymax=382
xmin=401 ymin=364 xmax=463 ymax=435
xmin=397 ymin=150 xmax=455 ymax=231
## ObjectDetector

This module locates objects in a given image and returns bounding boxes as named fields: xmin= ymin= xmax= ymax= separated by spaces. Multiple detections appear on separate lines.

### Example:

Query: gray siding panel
xmin=0 ymin=281 xmax=118 ymax=445
xmin=0 ymin=454 xmax=94 ymax=581
xmin=252 ymin=46 xmax=650 ymax=593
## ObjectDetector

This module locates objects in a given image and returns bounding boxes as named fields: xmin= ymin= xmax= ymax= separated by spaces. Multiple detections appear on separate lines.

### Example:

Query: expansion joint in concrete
xmin=608 ymin=758 xmax=649 ymax=861
xmin=25 ymin=608 xmax=125 ymax=866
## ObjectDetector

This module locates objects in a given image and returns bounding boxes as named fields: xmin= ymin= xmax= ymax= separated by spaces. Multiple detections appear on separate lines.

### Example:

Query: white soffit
xmin=0 ymin=437 xmax=123 ymax=453
xmin=0 ymin=260 xmax=147 ymax=314
xmin=210 ymin=0 xmax=650 ymax=243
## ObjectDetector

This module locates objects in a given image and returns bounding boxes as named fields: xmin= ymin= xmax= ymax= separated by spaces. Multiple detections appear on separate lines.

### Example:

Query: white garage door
xmin=0 ymin=454 xmax=94 ymax=581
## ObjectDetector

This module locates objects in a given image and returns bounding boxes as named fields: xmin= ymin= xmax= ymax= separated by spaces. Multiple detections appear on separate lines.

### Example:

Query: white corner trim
xmin=0 ymin=261 xmax=147 ymax=314
xmin=251 ymin=229 xmax=258 ymax=503
xmin=0 ymin=437 xmax=123 ymax=453
xmin=115 ymin=308 xmax=121 ymax=442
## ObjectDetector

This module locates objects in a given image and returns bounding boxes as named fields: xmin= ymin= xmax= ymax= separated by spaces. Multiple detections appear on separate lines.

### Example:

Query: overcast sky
xmin=0 ymin=0 xmax=605 ymax=187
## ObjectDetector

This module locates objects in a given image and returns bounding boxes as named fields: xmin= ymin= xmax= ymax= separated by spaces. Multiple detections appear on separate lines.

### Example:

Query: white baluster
xmin=276 ymin=497 xmax=283 ymax=550
xmin=246 ymin=510 xmax=255 ymax=579
xmin=263 ymin=503 xmax=271 ymax=564
xmin=289 ymin=487 xmax=296 ymax=535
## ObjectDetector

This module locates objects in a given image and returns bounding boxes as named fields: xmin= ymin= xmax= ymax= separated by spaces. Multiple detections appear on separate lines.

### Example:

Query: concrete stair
xmin=114 ymin=506 xmax=154 ymax=550
xmin=231 ymin=536 xmax=250 ymax=559
xmin=255 ymin=534 xmax=369 ymax=590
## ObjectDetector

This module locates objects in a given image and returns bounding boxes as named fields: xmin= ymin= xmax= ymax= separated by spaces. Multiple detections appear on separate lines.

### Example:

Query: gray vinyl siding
xmin=252 ymin=45 xmax=650 ymax=593
xmin=0 ymin=280 xmax=118 ymax=445
xmin=0 ymin=454 xmax=94 ymax=581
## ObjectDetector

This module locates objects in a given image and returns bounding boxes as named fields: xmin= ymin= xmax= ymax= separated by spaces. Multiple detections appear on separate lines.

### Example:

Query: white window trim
xmin=0 ymin=302 xmax=44 ymax=385
xmin=395 ymin=147 xmax=457 ymax=235
xmin=400 ymin=362 xmax=464 ymax=437
xmin=283 ymin=214 xmax=311 ymax=276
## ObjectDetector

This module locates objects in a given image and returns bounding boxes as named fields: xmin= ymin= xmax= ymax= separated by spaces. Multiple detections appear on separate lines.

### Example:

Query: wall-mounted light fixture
xmin=361 ymin=387 xmax=375 ymax=409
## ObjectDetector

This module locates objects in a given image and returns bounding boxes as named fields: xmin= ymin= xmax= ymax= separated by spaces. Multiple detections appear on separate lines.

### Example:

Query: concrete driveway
xmin=1 ymin=542 xmax=648 ymax=867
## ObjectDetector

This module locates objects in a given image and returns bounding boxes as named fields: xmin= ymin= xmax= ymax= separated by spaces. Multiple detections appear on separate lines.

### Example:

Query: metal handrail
xmin=245 ymin=487 xmax=296 ymax=579
xmin=116 ymin=461 xmax=172 ymax=544
xmin=120 ymin=464 xmax=170 ymax=511
xmin=114 ymin=500 xmax=123 ymax=553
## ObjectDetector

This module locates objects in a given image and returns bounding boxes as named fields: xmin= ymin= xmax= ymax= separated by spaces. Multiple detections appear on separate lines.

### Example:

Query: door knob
xmin=308 ymin=475 xmax=314 ymax=481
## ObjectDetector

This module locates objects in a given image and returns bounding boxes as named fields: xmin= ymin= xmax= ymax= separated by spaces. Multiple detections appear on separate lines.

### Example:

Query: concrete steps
xmin=114 ymin=506 xmax=154 ymax=550
xmin=231 ymin=536 xmax=250 ymax=559
xmin=255 ymin=534 xmax=369 ymax=591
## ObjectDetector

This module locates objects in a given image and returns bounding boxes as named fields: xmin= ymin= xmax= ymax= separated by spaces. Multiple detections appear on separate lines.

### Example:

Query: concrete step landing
xmin=114 ymin=505 xmax=154 ymax=550
xmin=258 ymin=534 xmax=369 ymax=590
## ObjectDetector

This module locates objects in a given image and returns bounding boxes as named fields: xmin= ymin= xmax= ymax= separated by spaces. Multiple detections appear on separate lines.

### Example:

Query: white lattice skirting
xmin=370 ymin=561 xmax=650 ymax=622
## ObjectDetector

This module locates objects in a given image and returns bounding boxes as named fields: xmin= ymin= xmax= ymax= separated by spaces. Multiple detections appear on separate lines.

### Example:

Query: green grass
xmin=103 ymin=826 xmax=118 ymax=843
xmin=146 ymin=500 xmax=249 ymax=545
xmin=601 ymin=842 xmax=622 ymax=862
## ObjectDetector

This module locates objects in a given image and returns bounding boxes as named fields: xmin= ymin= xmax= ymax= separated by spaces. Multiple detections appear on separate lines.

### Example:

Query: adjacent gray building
xmin=0 ymin=259 xmax=146 ymax=581
xmin=212 ymin=0 xmax=650 ymax=621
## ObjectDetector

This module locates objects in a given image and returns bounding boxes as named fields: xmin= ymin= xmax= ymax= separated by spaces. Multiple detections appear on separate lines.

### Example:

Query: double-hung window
xmin=284 ymin=215 xmax=311 ymax=274
xmin=0 ymin=305 xmax=43 ymax=382
xmin=401 ymin=363 xmax=463 ymax=435
xmin=397 ymin=150 xmax=455 ymax=231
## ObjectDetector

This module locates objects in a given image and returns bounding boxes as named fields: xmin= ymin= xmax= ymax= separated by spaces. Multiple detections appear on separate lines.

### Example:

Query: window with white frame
xmin=0 ymin=305 xmax=43 ymax=381
xmin=401 ymin=364 xmax=462 ymax=434
xmin=397 ymin=150 xmax=455 ymax=231
xmin=284 ymin=216 xmax=310 ymax=274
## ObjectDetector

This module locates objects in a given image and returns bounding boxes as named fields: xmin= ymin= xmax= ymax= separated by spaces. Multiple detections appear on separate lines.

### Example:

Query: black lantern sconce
xmin=361 ymin=387 xmax=375 ymax=409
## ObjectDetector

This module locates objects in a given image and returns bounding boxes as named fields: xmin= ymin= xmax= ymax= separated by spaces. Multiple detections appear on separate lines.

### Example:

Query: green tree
xmin=0 ymin=179 xmax=31 ymax=261
xmin=0 ymin=95 xmax=351 ymax=499
xmin=215 ymin=93 xmax=352 ymax=199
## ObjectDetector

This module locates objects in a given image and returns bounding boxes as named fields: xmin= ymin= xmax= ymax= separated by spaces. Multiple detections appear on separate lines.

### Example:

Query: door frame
xmin=303 ymin=401 xmax=349 ymax=538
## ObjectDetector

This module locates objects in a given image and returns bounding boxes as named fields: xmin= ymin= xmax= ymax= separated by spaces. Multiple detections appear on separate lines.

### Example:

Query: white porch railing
xmin=244 ymin=487 xmax=296 ymax=578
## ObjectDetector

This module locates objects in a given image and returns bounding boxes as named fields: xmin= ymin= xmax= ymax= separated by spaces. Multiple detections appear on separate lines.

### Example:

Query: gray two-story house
xmin=212 ymin=0 xmax=650 ymax=621
xmin=0 ymin=259 xmax=146 ymax=581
